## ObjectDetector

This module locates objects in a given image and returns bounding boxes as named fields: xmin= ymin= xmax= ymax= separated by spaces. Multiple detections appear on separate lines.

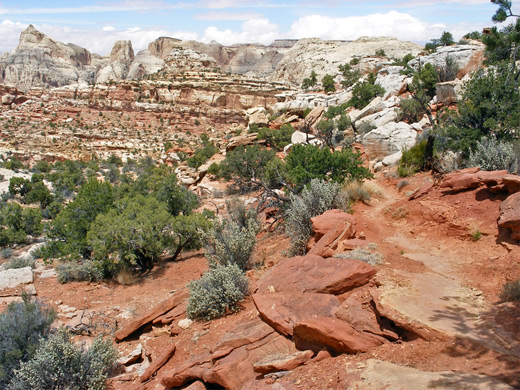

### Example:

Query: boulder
xmin=440 ymin=169 xmax=508 ymax=193
xmin=253 ymin=350 xmax=313 ymax=374
xmin=335 ymin=287 xmax=399 ymax=341
xmin=436 ymin=81 xmax=459 ymax=106
xmin=375 ymin=66 xmax=408 ymax=98
xmin=115 ymin=289 xmax=187 ymax=342
xmin=140 ymin=343 xmax=176 ymax=382
xmin=362 ymin=122 xmax=417 ymax=160
xmin=311 ymin=209 xmax=356 ymax=239
xmin=293 ymin=317 xmax=384 ymax=354
xmin=248 ymin=111 xmax=269 ymax=127
xmin=256 ymin=255 xmax=376 ymax=295
xmin=503 ymin=174 xmax=520 ymax=194
xmin=253 ymin=292 xmax=340 ymax=336
xmin=382 ymin=151 xmax=402 ymax=167
xmin=499 ymin=192 xmax=520 ymax=240
xmin=291 ymin=130 xmax=317 ymax=145
xmin=226 ymin=133 xmax=259 ymax=151
xmin=347 ymin=359 xmax=516 ymax=390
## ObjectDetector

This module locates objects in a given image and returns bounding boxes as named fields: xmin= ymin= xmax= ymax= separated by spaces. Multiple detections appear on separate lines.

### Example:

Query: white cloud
xmin=288 ymin=11 xmax=486 ymax=42
xmin=103 ymin=25 xmax=116 ymax=32
xmin=202 ymin=17 xmax=279 ymax=44
xmin=0 ymin=20 xmax=28 ymax=53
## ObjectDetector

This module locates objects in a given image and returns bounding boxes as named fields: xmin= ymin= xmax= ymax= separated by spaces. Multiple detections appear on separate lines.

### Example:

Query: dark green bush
xmin=398 ymin=97 xmax=426 ymax=123
xmin=0 ymin=296 xmax=55 ymax=388
xmin=9 ymin=328 xmax=117 ymax=390
xmin=220 ymin=145 xmax=277 ymax=191
xmin=435 ymin=64 xmax=520 ymax=156
xmin=398 ymin=139 xmax=428 ymax=177
xmin=187 ymin=264 xmax=249 ymax=321
xmin=87 ymin=195 xmax=174 ymax=274
xmin=322 ymin=74 xmax=336 ymax=93
xmin=257 ymin=124 xmax=294 ymax=151
xmin=187 ymin=136 xmax=218 ymax=169
xmin=285 ymin=144 xmax=372 ymax=189
xmin=499 ymin=279 xmax=520 ymax=302
xmin=348 ymin=73 xmax=385 ymax=109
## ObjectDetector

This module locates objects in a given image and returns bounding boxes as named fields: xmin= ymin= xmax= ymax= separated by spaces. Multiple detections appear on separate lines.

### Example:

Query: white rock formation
xmin=362 ymin=121 xmax=417 ymax=160
xmin=270 ymin=37 xmax=423 ymax=85
xmin=408 ymin=41 xmax=485 ymax=78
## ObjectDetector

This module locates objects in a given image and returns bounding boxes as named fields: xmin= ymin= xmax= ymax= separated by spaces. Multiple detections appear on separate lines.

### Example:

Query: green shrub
xmin=338 ymin=63 xmax=361 ymax=89
xmin=285 ymin=144 xmax=372 ymax=189
xmin=205 ymin=202 xmax=259 ymax=271
xmin=220 ymin=145 xmax=277 ymax=191
xmin=187 ymin=264 xmax=249 ymax=321
xmin=437 ymin=55 xmax=459 ymax=82
xmin=3 ymin=256 xmax=35 ymax=270
xmin=43 ymin=179 xmax=114 ymax=259
xmin=398 ymin=139 xmax=428 ymax=177
xmin=257 ymin=124 xmax=294 ymax=151
xmin=468 ymin=136 xmax=516 ymax=171
xmin=56 ymin=261 xmax=104 ymax=283
xmin=499 ymin=279 xmax=520 ymax=302
xmin=348 ymin=73 xmax=385 ymax=109
xmin=9 ymin=328 xmax=118 ymax=390
xmin=87 ymin=195 xmax=174 ymax=274
xmin=0 ymin=296 xmax=55 ymax=388
xmin=187 ymin=137 xmax=218 ymax=169
xmin=435 ymin=64 xmax=520 ymax=156
xmin=301 ymin=71 xmax=317 ymax=89
xmin=286 ymin=179 xmax=349 ymax=255
xmin=398 ymin=97 xmax=426 ymax=123
xmin=322 ymin=74 xmax=336 ymax=93
xmin=0 ymin=204 xmax=43 ymax=247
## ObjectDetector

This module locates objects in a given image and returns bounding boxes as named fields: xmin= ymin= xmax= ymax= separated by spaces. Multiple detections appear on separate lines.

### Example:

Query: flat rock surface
xmin=347 ymin=359 xmax=515 ymax=389
xmin=253 ymin=292 xmax=340 ymax=336
xmin=256 ymin=254 xmax=376 ymax=295
xmin=0 ymin=266 xmax=33 ymax=290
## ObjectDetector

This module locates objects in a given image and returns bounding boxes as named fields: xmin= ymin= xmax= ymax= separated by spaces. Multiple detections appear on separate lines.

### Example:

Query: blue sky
xmin=0 ymin=1 xmax=505 ymax=54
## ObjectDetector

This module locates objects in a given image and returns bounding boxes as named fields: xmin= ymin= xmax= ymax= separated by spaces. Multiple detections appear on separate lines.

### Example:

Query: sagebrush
xmin=9 ymin=328 xmax=118 ymax=390
xmin=187 ymin=264 xmax=249 ymax=321
xmin=285 ymin=179 xmax=349 ymax=255
xmin=0 ymin=296 xmax=55 ymax=388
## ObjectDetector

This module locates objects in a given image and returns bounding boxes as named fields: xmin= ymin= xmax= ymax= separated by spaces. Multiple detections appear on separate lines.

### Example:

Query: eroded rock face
xmin=160 ymin=317 xmax=290 ymax=389
xmin=408 ymin=41 xmax=485 ymax=79
xmin=270 ymin=37 xmax=423 ymax=85
xmin=0 ymin=25 xmax=96 ymax=91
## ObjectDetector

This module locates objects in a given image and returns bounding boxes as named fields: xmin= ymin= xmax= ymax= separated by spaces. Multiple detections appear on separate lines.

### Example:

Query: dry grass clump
xmin=345 ymin=181 xmax=383 ymax=204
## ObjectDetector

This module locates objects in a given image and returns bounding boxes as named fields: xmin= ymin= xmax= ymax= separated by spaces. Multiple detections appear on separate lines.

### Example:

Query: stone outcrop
xmin=440 ymin=168 xmax=508 ymax=193
xmin=499 ymin=192 xmax=520 ymax=240
xmin=95 ymin=40 xmax=135 ymax=83
xmin=408 ymin=41 xmax=485 ymax=79
xmin=0 ymin=25 xmax=97 ymax=91
xmin=256 ymin=254 xmax=376 ymax=295
xmin=270 ymin=37 xmax=423 ymax=85
xmin=362 ymin=121 xmax=417 ymax=160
